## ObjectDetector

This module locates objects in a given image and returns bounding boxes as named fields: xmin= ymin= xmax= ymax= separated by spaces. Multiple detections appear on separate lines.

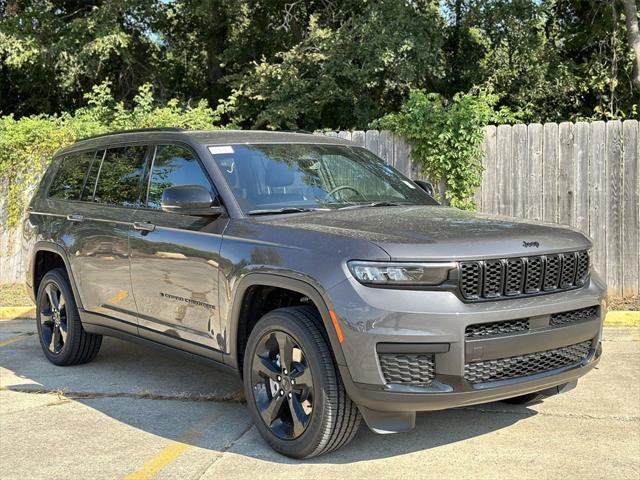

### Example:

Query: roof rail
xmin=76 ymin=127 xmax=185 ymax=142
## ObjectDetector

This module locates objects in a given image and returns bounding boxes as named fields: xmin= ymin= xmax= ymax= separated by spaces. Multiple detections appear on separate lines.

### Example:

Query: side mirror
xmin=161 ymin=185 xmax=224 ymax=216
xmin=413 ymin=179 xmax=435 ymax=198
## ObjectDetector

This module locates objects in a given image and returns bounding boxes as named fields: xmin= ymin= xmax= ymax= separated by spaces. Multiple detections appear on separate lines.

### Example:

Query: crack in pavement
xmin=195 ymin=423 xmax=256 ymax=480
xmin=0 ymin=386 xmax=246 ymax=403
xmin=5 ymin=387 xmax=636 ymax=422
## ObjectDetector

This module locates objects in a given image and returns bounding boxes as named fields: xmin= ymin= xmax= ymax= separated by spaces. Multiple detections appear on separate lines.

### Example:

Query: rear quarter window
xmin=48 ymin=152 xmax=95 ymax=200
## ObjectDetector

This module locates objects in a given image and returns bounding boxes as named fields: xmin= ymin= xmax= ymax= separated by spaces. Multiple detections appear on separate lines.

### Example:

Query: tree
xmin=0 ymin=0 xmax=160 ymax=116
xmin=621 ymin=0 xmax=640 ymax=90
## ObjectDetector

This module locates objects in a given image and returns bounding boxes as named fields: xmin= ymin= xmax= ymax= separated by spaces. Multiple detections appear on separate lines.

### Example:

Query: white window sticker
xmin=208 ymin=145 xmax=235 ymax=155
xmin=403 ymin=180 xmax=416 ymax=189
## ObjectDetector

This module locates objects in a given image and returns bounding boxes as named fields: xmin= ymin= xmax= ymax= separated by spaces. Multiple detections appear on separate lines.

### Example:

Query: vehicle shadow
xmin=0 ymin=320 xmax=537 ymax=464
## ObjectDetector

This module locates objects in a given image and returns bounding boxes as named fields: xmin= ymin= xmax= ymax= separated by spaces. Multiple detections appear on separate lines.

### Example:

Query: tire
xmin=36 ymin=268 xmax=102 ymax=366
xmin=243 ymin=305 xmax=361 ymax=458
xmin=501 ymin=392 xmax=544 ymax=405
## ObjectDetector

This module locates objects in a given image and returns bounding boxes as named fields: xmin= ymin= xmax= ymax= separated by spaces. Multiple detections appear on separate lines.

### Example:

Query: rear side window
xmin=146 ymin=145 xmax=212 ymax=209
xmin=48 ymin=152 xmax=95 ymax=200
xmin=93 ymin=145 xmax=147 ymax=207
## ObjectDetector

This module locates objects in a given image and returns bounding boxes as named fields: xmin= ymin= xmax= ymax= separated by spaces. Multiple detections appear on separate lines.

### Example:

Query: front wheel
xmin=243 ymin=306 xmax=361 ymax=458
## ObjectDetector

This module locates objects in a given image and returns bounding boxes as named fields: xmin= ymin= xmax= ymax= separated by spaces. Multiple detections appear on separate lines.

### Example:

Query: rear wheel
xmin=36 ymin=268 xmax=102 ymax=366
xmin=243 ymin=306 xmax=361 ymax=458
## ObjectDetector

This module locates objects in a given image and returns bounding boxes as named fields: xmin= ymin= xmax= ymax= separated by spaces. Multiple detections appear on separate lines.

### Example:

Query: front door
xmin=129 ymin=144 xmax=228 ymax=354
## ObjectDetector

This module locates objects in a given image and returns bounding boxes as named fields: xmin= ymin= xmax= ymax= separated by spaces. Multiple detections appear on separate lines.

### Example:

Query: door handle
xmin=66 ymin=214 xmax=84 ymax=222
xmin=133 ymin=221 xmax=155 ymax=232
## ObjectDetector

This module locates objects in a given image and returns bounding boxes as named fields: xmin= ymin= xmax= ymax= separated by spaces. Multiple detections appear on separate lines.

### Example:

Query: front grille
xmin=459 ymin=251 xmax=589 ymax=301
xmin=464 ymin=340 xmax=592 ymax=384
xmin=379 ymin=353 xmax=435 ymax=387
xmin=550 ymin=306 xmax=599 ymax=327
xmin=465 ymin=319 xmax=530 ymax=338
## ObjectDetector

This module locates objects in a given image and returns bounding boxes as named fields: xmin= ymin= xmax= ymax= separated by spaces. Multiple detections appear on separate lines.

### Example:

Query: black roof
xmin=59 ymin=128 xmax=352 ymax=156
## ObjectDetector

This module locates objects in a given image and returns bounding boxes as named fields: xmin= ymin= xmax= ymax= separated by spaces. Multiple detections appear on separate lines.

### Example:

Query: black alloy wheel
xmin=38 ymin=281 xmax=68 ymax=354
xmin=35 ymin=268 xmax=102 ymax=366
xmin=250 ymin=330 xmax=314 ymax=440
xmin=243 ymin=306 xmax=361 ymax=458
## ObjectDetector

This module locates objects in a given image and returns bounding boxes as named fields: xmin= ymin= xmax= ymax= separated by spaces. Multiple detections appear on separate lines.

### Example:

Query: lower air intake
xmin=379 ymin=353 xmax=435 ymax=387
xmin=464 ymin=340 xmax=592 ymax=384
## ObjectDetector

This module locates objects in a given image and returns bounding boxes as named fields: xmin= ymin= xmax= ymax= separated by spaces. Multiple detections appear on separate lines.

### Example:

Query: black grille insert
xmin=459 ymin=251 xmax=589 ymax=301
xmin=465 ymin=319 xmax=530 ymax=338
xmin=464 ymin=340 xmax=592 ymax=384
xmin=550 ymin=306 xmax=599 ymax=327
xmin=379 ymin=353 xmax=435 ymax=387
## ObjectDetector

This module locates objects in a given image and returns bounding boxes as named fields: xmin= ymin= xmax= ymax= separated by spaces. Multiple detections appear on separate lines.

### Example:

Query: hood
xmin=254 ymin=205 xmax=591 ymax=261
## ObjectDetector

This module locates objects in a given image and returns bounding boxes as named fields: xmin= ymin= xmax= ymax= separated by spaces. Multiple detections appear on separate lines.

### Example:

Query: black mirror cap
xmin=413 ymin=179 xmax=436 ymax=198
xmin=160 ymin=185 xmax=224 ymax=216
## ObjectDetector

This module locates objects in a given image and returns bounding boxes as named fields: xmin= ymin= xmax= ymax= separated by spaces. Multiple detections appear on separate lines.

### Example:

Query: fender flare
xmin=31 ymin=241 xmax=84 ymax=310
xmin=224 ymin=272 xmax=347 ymax=372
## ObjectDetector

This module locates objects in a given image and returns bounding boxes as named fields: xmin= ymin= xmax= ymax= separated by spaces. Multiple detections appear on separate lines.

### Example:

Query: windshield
xmin=208 ymin=143 xmax=438 ymax=213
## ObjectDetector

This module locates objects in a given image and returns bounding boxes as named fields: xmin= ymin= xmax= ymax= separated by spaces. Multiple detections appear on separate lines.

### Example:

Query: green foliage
xmin=0 ymin=82 xmax=220 ymax=227
xmin=220 ymin=2 xmax=445 ymax=130
xmin=374 ymin=90 xmax=515 ymax=210
xmin=1 ymin=1 xmax=637 ymax=124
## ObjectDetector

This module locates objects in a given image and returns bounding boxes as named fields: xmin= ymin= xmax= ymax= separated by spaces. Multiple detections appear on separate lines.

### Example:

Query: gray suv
xmin=23 ymin=128 xmax=606 ymax=458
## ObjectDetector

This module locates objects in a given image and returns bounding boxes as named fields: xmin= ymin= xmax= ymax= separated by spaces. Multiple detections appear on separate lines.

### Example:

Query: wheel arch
xmin=30 ymin=241 xmax=83 ymax=310
xmin=225 ymin=273 xmax=347 ymax=373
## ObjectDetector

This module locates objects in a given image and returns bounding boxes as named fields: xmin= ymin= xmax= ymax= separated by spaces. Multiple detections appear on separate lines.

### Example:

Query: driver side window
xmin=146 ymin=145 xmax=214 ymax=209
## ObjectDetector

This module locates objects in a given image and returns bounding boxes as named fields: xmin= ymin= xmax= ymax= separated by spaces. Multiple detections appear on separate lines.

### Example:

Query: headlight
xmin=347 ymin=261 xmax=455 ymax=287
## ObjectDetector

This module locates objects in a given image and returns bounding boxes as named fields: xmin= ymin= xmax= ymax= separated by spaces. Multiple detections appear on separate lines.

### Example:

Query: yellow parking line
xmin=123 ymin=425 xmax=205 ymax=480
xmin=0 ymin=333 xmax=32 ymax=347
xmin=0 ymin=306 xmax=35 ymax=321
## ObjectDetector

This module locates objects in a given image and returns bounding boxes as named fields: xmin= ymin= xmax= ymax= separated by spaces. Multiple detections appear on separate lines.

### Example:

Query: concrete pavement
xmin=1 ymin=319 xmax=638 ymax=479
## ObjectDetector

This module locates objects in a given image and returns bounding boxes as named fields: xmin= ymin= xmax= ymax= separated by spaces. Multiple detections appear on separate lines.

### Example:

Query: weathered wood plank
xmin=526 ymin=123 xmax=544 ymax=220
xmin=622 ymin=120 xmax=639 ymax=296
xmin=378 ymin=130 xmax=393 ymax=165
xmin=337 ymin=131 xmax=352 ymax=141
xmin=393 ymin=134 xmax=411 ymax=177
xmin=482 ymin=125 xmax=497 ymax=214
xmin=557 ymin=122 xmax=574 ymax=226
xmin=496 ymin=125 xmax=512 ymax=216
xmin=573 ymin=122 xmax=590 ymax=234
xmin=543 ymin=122 xmax=559 ymax=223
xmin=364 ymin=130 xmax=379 ymax=155
xmin=511 ymin=124 xmax=527 ymax=218
xmin=605 ymin=121 xmax=623 ymax=295
xmin=351 ymin=130 xmax=365 ymax=147
xmin=589 ymin=121 xmax=607 ymax=283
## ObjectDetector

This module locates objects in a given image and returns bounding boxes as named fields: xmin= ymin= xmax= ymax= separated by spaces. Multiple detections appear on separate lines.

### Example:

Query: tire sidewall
xmin=243 ymin=309 xmax=336 ymax=458
xmin=36 ymin=269 xmax=80 ymax=365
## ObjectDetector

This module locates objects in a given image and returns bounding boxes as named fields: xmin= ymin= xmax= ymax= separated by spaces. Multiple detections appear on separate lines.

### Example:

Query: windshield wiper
xmin=337 ymin=201 xmax=410 ymax=210
xmin=247 ymin=207 xmax=324 ymax=216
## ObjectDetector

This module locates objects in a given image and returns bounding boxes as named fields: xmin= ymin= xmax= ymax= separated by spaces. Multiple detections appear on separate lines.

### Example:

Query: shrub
xmin=0 ymin=82 xmax=221 ymax=228
xmin=373 ymin=90 xmax=515 ymax=209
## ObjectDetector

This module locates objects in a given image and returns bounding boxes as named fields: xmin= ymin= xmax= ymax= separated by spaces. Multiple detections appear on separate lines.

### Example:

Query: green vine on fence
xmin=372 ymin=90 xmax=516 ymax=209
xmin=0 ymin=82 xmax=222 ymax=228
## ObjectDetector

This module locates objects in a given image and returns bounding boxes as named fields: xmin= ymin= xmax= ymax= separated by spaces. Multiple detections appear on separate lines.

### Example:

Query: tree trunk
xmin=621 ymin=0 xmax=640 ymax=90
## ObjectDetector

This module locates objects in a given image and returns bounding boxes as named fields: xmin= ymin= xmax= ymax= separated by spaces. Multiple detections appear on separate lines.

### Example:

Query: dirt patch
xmin=609 ymin=296 xmax=639 ymax=311
xmin=0 ymin=284 xmax=33 ymax=307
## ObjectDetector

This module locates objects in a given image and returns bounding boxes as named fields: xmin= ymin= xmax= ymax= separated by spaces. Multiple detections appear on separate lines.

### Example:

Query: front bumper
xmin=327 ymin=271 xmax=606 ymax=429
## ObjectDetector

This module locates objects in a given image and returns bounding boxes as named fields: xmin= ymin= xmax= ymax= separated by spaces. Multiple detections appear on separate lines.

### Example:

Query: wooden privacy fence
xmin=1 ymin=120 xmax=638 ymax=298
xmin=324 ymin=120 xmax=639 ymax=298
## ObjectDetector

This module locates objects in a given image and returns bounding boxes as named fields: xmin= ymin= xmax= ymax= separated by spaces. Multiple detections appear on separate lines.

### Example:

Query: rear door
xmin=67 ymin=145 xmax=149 ymax=332
xmin=129 ymin=143 xmax=228 ymax=355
